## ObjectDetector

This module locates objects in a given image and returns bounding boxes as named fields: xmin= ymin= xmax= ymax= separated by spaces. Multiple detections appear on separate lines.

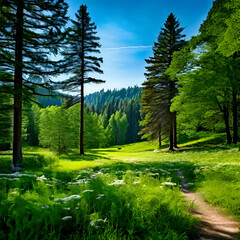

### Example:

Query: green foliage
xmin=86 ymin=87 xmax=142 ymax=144
xmin=107 ymin=111 xmax=128 ymax=145
xmin=39 ymin=104 xmax=107 ymax=153
xmin=140 ymin=13 xmax=186 ymax=148
xmin=68 ymin=104 xmax=107 ymax=149
xmin=171 ymin=50 xmax=234 ymax=136
xmin=167 ymin=0 xmax=240 ymax=144
xmin=39 ymin=106 xmax=73 ymax=154
xmin=85 ymin=86 xmax=141 ymax=112
xmin=199 ymin=0 xmax=240 ymax=57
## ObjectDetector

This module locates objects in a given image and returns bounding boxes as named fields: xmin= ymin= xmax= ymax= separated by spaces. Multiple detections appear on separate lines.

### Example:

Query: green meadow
xmin=0 ymin=132 xmax=240 ymax=239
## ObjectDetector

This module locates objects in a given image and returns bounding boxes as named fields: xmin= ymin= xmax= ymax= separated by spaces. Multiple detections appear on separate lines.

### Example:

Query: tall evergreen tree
xmin=0 ymin=0 xmax=68 ymax=168
xmin=140 ymin=13 xmax=186 ymax=150
xmin=61 ymin=4 xmax=104 ymax=155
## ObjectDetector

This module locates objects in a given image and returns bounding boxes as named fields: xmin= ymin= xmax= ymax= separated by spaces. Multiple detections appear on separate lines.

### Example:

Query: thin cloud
xmin=103 ymin=45 xmax=152 ymax=50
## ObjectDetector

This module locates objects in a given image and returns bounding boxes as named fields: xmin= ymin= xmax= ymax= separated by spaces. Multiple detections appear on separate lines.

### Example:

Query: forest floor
xmin=0 ymin=132 xmax=240 ymax=239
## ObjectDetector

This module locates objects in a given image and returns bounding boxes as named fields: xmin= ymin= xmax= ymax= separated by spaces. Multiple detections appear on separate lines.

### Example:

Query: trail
xmin=176 ymin=171 xmax=240 ymax=240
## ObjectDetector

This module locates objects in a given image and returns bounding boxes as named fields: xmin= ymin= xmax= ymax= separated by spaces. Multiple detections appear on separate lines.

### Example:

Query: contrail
xmin=103 ymin=45 xmax=152 ymax=50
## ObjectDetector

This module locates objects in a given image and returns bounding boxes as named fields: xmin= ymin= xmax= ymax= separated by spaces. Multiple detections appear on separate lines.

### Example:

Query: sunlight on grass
xmin=1 ymin=132 xmax=240 ymax=239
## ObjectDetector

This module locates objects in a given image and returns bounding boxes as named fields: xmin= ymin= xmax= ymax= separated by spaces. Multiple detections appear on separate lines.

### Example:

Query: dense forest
xmin=0 ymin=86 xmax=142 ymax=150
xmin=17 ymin=86 xmax=142 ymax=153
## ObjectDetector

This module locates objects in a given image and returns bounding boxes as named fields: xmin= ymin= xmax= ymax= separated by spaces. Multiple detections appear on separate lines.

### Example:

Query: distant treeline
xmin=0 ymin=86 xmax=143 ymax=152
xmin=85 ymin=86 xmax=141 ymax=112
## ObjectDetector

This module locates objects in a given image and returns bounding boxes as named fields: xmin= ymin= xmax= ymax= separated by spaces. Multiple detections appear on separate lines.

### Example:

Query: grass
xmin=0 ymin=131 xmax=240 ymax=239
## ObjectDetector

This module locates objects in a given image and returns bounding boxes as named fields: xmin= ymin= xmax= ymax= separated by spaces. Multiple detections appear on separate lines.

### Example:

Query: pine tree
xmin=61 ymin=4 xmax=104 ymax=155
xmin=140 ymin=13 xmax=186 ymax=150
xmin=0 ymin=0 xmax=68 ymax=168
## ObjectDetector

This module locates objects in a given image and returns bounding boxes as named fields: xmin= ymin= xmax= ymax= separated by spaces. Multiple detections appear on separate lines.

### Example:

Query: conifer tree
xmin=61 ymin=4 xmax=104 ymax=155
xmin=0 ymin=0 xmax=68 ymax=168
xmin=141 ymin=13 xmax=186 ymax=150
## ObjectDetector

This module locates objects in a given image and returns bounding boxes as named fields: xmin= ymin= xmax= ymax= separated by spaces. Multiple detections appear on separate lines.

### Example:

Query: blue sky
xmin=63 ymin=0 xmax=213 ymax=95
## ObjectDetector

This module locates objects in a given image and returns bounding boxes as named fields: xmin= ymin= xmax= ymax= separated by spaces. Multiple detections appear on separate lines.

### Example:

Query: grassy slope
xmin=0 ymin=132 xmax=240 ymax=239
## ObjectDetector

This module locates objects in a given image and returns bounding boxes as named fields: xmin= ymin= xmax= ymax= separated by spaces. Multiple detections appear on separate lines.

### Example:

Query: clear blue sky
xmin=63 ymin=0 xmax=213 ymax=95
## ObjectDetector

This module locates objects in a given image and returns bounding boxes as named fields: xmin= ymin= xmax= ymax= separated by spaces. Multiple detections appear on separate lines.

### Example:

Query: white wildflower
xmin=37 ymin=175 xmax=47 ymax=181
xmin=0 ymin=172 xmax=36 ymax=178
xmin=83 ymin=189 xmax=94 ymax=193
xmin=133 ymin=181 xmax=140 ymax=185
xmin=96 ymin=194 xmax=104 ymax=199
xmin=161 ymin=182 xmax=176 ymax=186
xmin=41 ymin=205 xmax=49 ymax=209
xmin=63 ymin=207 xmax=71 ymax=211
xmin=62 ymin=216 xmax=72 ymax=221
xmin=54 ymin=195 xmax=81 ymax=203
xmin=109 ymin=180 xmax=126 ymax=186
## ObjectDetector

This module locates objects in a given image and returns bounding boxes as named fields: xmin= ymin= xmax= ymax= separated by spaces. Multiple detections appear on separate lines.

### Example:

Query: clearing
xmin=0 ymin=132 xmax=240 ymax=239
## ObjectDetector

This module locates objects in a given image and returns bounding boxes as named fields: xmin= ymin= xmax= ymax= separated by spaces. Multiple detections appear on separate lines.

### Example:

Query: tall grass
xmin=1 ymin=132 xmax=240 ymax=238
xmin=0 ymin=167 xmax=197 ymax=239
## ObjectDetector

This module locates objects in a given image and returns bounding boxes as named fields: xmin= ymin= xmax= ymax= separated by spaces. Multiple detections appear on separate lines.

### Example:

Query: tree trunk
xmin=173 ymin=111 xmax=178 ymax=148
xmin=13 ymin=0 xmax=24 ymax=167
xmin=79 ymin=14 xmax=85 ymax=155
xmin=232 ymin=90 xmax=239 ymax=144
xmin=223 ymin=106 xmax=232 ymax=144
xmin=169 ymin=77 xmax=175 ymax=151
xmin=169 ymin=112 xmax=174 ymax=151
xmin=80 ymin=77 xmax=84 ymax=155
xmin=158 ymin=124 xmax=161 ymax=148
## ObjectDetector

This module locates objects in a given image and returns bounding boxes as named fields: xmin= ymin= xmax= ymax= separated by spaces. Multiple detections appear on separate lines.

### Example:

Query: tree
xmin=167 ymin=0 xmax=240 ymax=144
xmin=67 ymin=104 xmax=107 ymax=149
xmin=0 ymin=0 xmax=68 ymax=167
xmin=107 ymin=111 xmax=128 ymax=145
xmin=39 ymin=106 xmax=73 ymax=154
xmin=140 ymin=13 xmax=186 ymax=150
xmin=199 ymin=0 xmax=240 ymax=143
xmin=61 ymin=4 xmax=104 ymax=155
xmin=171 ymin=50 xmax=234 ymax=144
xmin=126 ymin=100 xmax=141 ymax=143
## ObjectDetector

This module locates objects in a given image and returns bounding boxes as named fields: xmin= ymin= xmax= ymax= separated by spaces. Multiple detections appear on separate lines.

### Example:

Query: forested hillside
xmin=85 ymin=86 xmax=141 ymax=111
xmin=35 ymin=88 xmax=71 ymax=107
xmin=85 ymin=86 xmax=142 ymax=143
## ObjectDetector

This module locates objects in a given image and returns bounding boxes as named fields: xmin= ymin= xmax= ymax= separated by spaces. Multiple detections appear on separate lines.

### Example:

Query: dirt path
xmin=176 ymin=171 xmax=240 ymax=240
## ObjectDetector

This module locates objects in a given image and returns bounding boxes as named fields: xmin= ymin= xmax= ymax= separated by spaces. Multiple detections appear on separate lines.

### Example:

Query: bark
xmin=173 ymin=111 xmax=178 ymax=148
xmin=13 ymin=0 xmax=24 ymax=167
xmin=80 ymin=80 xmax=84 ymax=154
xmin=158 ymin=124 xmax=161 ymax=148
xmin=223 ymin=106 xmax=232 ymax=144
xmin=232 ymin=90 xmax=239 ymax=144
xmin=80 ymin=19 xmax=85 ymax=155
xmin=169 ymin=77 xmax=175 ymax=151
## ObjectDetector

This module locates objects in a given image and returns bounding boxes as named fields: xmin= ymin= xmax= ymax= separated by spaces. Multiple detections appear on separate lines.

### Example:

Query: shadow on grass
xmin=59 ymin=152 xmax=111 ymax=162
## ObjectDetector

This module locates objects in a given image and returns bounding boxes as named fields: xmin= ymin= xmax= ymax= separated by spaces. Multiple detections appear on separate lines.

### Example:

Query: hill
xmin=85 ymin=85 xmax=141 ymax=111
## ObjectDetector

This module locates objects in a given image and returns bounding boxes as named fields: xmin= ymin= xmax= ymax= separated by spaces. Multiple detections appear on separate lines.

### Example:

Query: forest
xmin=0 ymin=0 xmax=240 ymax=239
